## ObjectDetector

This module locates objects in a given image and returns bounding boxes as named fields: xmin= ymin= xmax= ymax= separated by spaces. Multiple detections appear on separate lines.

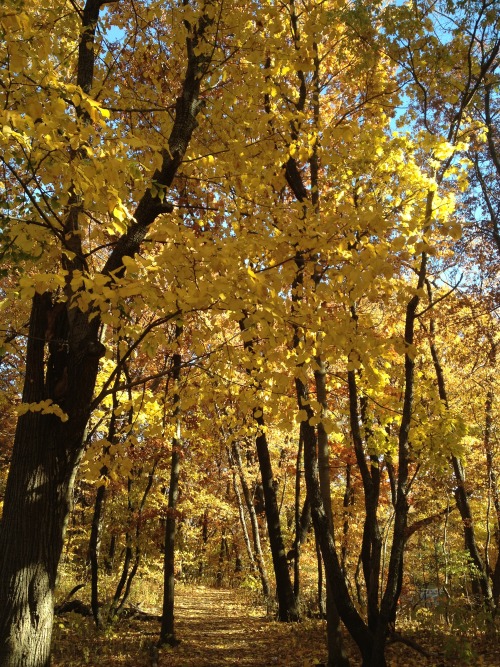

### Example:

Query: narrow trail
xmin=158 ymin=586 xmax=327 ymax=666
xmin=52 ymin=586 xmax=478 ymax=666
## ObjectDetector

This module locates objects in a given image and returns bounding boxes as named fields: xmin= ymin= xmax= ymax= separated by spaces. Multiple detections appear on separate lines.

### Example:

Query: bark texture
xmin=0 ymin=2 xmax=211 ymax=663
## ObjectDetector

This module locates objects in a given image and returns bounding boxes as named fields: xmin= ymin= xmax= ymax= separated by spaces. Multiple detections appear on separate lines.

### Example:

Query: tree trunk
xmin=89 ymin=401 xmax=118 ymax=628
xmin=216 ymin=530 xmax=228 ymax=588
xmin=109 ymin=481 xmax=133 ymax=622
xmin=89 ymin=483 xmax=106 ymax=628
xmin=253 ymin=413 xmax=299 ymax=620
xmin=0 ymin=0 xmax=209 ymax=667
xmin=452 ymin=456 xmax=493 ymax=604
xmin=293 ymin=432 xmax=304 ymax=600
xmin=315 ymin=361 xmax=350 ymax=667
xmin=341 ymin=463 xmax=354 ymax=573
xmin=232 ymin=469 xmax=255 ymax=572
xmin=301 ymin=415 xmax=374 ymax=665
xmin=0 ymin=292 xmax=103 ymax=667
xmin=158 ymin=413 xmax=181 ymax=646
xmin=198 ymin=509 xmax=209 ymax=579
xmin=316 ymin=537 xmax=326 ymax=617
xmin=425 ymin=280 xmax=493 ymax=607
xmin=239 ymin=317 xmax=298 ymax=620
xmin=484 ymin=338 xmax=499 ymax=606
xmin=346 ymin=348 xmax=382 ymax=634
xmin=105 ymin=534 xmax=116 ymax=574
xmin=114 ymin=461 xmax=157 ymax=619
xmin=232 ymin=442 xmax=271 ymax=598
xmin=486 ymin=384 xmax=500 ymax=604
xmin=0 ymin=1 xmax=210 ymax=662
xmin=371 ymin=248 xmax=429 ymax=666
xmin=159 ymin=330 xmax=182 ymax=646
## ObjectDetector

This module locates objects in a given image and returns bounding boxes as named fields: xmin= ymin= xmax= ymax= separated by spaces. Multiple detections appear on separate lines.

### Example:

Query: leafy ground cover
xmin=51 ymin=586 xmax=499 ymax=666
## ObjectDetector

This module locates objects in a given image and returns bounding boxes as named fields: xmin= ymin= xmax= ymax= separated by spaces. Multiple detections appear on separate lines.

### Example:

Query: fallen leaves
xmin=51 ymin=586 xmax=500 ymax=667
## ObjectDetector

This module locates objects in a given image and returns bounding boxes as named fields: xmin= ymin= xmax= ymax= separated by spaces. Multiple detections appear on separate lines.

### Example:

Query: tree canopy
xmin=0 ymin=0 xmax=499 ymax=666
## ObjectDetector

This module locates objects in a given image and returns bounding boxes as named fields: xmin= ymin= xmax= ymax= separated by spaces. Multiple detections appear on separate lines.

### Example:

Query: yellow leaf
xmin=296 ymin=409 xmax=308 ymax=422
xmin=113 ymin=206 xmax=125 ymax=222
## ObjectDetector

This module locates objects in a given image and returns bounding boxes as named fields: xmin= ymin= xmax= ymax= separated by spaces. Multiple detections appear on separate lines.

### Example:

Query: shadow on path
xmin=158 ymin=586 xmax=324 ymax=666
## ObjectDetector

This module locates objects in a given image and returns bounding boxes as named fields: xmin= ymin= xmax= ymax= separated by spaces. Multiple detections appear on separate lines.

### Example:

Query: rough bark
xmin=0 ymin=292 xmax=102 ymax=667
xmin=0 ymin=3 xmax=211 ymax=663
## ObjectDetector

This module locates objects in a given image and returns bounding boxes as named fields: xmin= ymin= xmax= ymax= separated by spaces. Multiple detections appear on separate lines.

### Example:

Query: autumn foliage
xmin=0 ymin=0 xmax=499 ymax=666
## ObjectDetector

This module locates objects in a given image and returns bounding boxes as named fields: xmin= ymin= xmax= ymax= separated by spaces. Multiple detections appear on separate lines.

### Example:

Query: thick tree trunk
xmin=0 ymin=433 xmax=72 ymax=667
xmin=0 ymin=294 xmax=103 ymax=667
xmin=0 ymin=2 xmax=210 ymax=661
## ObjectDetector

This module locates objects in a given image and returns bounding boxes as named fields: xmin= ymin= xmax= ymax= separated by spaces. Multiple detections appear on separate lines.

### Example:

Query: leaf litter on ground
xmin=51 ymin=586 xmax=500 ymax=666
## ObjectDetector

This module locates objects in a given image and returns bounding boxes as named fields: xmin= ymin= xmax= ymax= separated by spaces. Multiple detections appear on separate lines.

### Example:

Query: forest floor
xmin=51 ymin=585 xmax=500 ymax=666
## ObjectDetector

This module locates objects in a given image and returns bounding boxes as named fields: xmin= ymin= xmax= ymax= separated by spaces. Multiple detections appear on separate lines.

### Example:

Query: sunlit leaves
xmin=0 ymin=0 xmax=498 ymax=633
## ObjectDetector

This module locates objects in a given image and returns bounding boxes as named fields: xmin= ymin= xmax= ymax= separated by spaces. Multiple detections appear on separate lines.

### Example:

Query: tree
xmin=0 ymin=0 xmax=214 ymax=664
xmin=1 ymin=0 xmax=499 ymax=665
xmin=159 ymin=323 xmax=183 ymax=646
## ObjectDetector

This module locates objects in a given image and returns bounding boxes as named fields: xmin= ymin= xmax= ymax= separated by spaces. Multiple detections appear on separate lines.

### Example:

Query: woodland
xmin=0 ymin=0 xmax=499 ymax=666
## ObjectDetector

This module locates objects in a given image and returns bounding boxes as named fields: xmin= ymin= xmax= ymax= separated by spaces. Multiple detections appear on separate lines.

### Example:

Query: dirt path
xmin=52 ymin=585 xmax=331 ymax=667
xmin=53 ymin=586 xmax=494 ymax=666
xmin=158 ymin=586 xmax=328 ymax=667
